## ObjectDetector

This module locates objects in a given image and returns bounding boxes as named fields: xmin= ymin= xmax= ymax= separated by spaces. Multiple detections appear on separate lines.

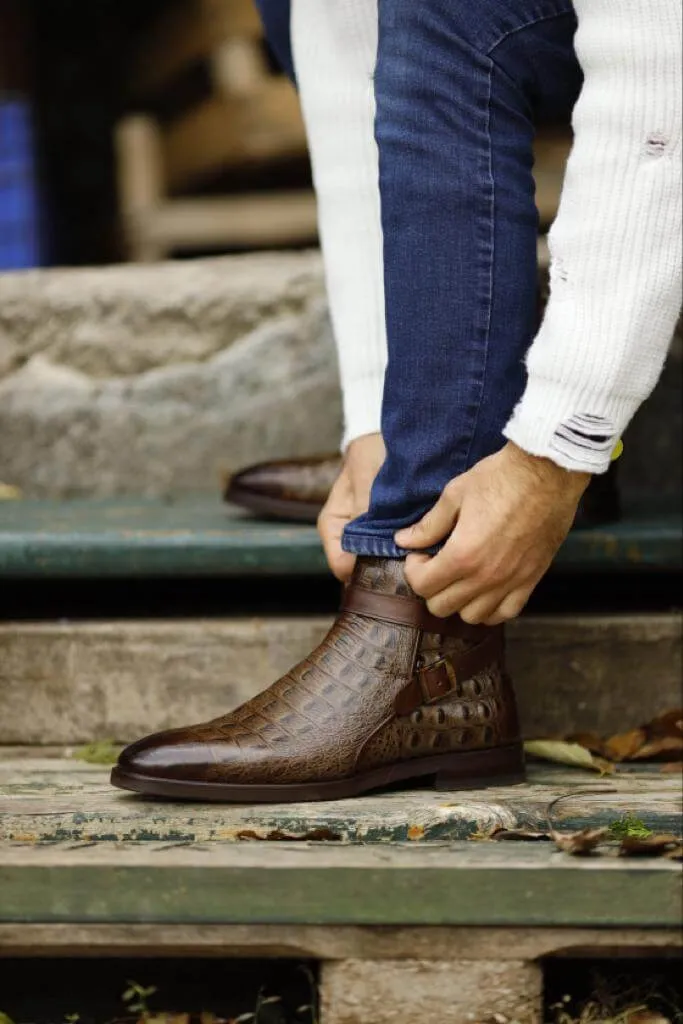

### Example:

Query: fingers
xmin=394 ymin=478 xmax=464 ymax=550
xmin=318 ymin=506 xmax=356 ymax=582
xmin=404 ymin=529 xmax=482 ymax=599
xmin=483 ymin=588 xmax=532 ymax=625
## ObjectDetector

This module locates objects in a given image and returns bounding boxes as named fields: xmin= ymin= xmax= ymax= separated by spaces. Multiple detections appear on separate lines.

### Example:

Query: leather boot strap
xmin=341 ymin=584 xmax=504 ymax=716
xmin=394 ymin=630 xmax=504 ymax=715
xmin=341 ymin=585 xmax=487 ymax=641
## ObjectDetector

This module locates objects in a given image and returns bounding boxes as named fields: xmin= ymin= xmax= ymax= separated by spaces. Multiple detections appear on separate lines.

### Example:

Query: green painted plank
xmin=0 ymin=841 xmax=678 ymax=927
xmin=0 ymin=759 xmax=680 ymax=844
xmin=0 ymin=496 xmax=680 ymax=578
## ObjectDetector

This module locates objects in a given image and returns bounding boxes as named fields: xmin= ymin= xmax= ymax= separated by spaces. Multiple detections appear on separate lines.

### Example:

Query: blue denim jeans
xmin=256 ymin=0 xmax=582 ymax=558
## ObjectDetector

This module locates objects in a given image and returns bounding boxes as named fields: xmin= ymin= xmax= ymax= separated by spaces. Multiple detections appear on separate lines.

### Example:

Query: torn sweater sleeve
xmin=503 ymin=0 xmax=683 ymax=473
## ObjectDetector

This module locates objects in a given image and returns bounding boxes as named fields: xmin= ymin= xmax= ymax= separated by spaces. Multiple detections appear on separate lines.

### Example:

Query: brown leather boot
xmin=224 ymin=453 xmax=620 ymax=529
xmin=111 ymin=557 xmax=524 ymax=802
xmin=224 ymin=454 xmax=342 ymax=522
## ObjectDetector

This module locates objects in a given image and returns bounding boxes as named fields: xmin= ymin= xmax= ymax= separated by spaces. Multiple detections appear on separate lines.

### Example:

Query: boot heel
xmin=434 ymin=743 xmax=526 ymax=791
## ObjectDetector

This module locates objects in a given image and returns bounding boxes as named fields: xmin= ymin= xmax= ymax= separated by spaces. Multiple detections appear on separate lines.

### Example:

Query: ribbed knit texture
xmin=293 ymin=0 xmax=682 ymax=470
xmin=504 ymin=0 xmax=683 ymax=472
xmin=291 ymin=0 xmax=386 ymax=448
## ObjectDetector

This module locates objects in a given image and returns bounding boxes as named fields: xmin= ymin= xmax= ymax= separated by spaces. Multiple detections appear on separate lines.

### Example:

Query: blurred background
xmin=0 ymin=0 xmax=572 ymax=271
xmin=0 ymin=0 xmax=319 ymax=269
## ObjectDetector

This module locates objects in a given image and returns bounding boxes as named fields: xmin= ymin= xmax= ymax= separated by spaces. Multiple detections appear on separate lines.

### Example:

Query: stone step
xmin=0 ymin=253 xmax=680 ymax=500
xmin=0 ymin=496 xmax=680 ymax=578
xmin=0 ymin=755 xmax=680 ymax=843
xmin=0 ymin=613 xmax=680 ymax=744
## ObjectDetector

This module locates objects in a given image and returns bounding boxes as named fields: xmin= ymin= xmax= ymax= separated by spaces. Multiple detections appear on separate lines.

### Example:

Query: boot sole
xmin=224 ymin=484 xmax=321 ymax=524
xmin=110 ymin=742 xmax=525 ymax=803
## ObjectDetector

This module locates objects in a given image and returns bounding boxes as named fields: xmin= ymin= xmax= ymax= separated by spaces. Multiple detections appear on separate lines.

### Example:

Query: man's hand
xmin=318 ymin=432 xmax=386 ymax=582
xmin=395 ymin=442 xmax=590 ymax=624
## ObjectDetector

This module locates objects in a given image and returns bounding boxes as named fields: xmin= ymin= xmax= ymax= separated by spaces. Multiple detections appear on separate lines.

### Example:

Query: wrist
xmin=505 ymin=441 xmax=591 ymax=497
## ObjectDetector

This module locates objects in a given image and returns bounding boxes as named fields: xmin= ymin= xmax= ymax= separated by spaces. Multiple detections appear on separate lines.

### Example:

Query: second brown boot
xmin=224 ymin=454 xmax=342 ymax=522
xmin=112 ymin=557 xmax=525 ymax=803
xmin=223 ymin=452 xmax=621 ymax=529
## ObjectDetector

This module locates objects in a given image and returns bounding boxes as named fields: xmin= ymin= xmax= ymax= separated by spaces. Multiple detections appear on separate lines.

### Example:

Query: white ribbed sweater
xmin=292 ymin=0 xmax=682 ymax=473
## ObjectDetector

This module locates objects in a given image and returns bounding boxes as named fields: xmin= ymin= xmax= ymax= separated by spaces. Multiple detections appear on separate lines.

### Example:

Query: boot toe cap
xmin=115 ymin=729 xmax=219 ymax=781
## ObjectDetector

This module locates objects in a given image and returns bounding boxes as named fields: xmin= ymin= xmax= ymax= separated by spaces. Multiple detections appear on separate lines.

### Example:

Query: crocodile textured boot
xmin=111 ymin=557 xmax=524 ymax=802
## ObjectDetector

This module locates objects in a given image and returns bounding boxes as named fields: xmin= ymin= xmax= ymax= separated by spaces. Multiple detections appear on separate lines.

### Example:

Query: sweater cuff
xmin=503 ymin=376 xmax=637 ymax=474
xmin=341 ymin=372 xmax=384 ymax=450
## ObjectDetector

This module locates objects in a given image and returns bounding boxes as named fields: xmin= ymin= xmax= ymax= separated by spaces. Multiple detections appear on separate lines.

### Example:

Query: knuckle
xmin=426 ymin=595 xmax=451 ymax=619
xmin=444 ymin=480 xmax=461 ymax=503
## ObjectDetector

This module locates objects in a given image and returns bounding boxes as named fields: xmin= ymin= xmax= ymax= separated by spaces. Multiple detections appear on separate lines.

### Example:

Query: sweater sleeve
xmin=291 ymin=0 xmax=387 ymax=449
xmin=504 ymin=0 xmax=683 ymax=473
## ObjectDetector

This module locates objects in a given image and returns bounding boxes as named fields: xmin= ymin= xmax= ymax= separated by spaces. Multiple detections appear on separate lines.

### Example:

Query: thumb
xmin=395 ymin=479 xmax=463 ymax=549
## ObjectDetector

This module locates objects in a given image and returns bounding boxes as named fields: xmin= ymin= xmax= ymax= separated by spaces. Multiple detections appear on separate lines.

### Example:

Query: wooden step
xmin=1 ymin=837 xmax=679 ymax=929
xmin=0 ymin=614 xmax=680 ymax=744
xmin=0 ymin=756 xmax=680 ymax=845
xmin=1 ymin=755 xmax=679 ymax=1022
xmin=0 ymin=497 xmax=680 ymax=579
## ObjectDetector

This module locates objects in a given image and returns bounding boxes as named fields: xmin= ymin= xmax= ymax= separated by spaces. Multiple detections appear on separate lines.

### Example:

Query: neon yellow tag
xmin=611 ymin=438 xmax=624 ymax=461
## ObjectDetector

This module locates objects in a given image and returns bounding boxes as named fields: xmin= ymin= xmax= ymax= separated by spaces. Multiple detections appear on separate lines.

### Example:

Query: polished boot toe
xmin=224 ymin=454 xmax=342 ymax=523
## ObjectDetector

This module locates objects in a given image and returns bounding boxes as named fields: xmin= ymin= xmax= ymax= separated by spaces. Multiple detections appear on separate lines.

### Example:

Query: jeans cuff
xmin=341 ymin=532 xmax=407 ymax=559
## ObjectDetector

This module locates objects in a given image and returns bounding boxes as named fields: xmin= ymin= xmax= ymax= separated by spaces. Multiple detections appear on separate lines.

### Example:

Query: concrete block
xmin=320 ymin=959 xmax=542 ymax=1024
xmin=0 ymin=614 xmax=679 ymax=745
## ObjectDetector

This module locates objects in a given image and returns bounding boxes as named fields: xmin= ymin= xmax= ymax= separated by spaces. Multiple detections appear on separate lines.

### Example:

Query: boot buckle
xmin=417 ymin=656 xmax=459 ymax=704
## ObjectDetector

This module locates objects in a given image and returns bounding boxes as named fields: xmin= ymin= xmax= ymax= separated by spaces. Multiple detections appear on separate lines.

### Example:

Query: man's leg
xmin=343 ymin=0 xmax=583 ymax=556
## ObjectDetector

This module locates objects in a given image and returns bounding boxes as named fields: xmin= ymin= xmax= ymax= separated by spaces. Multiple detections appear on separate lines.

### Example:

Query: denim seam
xmin=462 ymin=57 xmax=495 ymax=473
xmin=341 ymin=533 xmax=406 ymax=559
xmin=487 ymin=9 xmax=575 ymax=60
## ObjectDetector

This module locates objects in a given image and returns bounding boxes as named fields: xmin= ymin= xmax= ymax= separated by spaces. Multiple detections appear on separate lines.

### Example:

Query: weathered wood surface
xmin=0 ymin=497 xmax=680 ymax=578
xmin=0 ymin=758 xmax=679 ymax=843
xmin=1 ymin=922 xmax=678 ymax=959
xmin=0 ymin=839 xmax=679 ymax=927
xmin=1 ymin=614 xmax=679 ymax=743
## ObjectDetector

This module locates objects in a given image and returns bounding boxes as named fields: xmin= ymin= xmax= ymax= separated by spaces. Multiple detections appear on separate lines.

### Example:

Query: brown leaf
xmin=603 ymin=727 xmax=647 ymax=761
xmin=660 ymin=761 xmax=683 ymax=772
xmin=619 ymin=833 xmax=683 ymax=857
xmin=551 ymin=827 xmax=609 ymax=855
xmin=630 ymin=735 xmax=683 ymax=761
xmin=624 ymin=1012 xmax=672 ymax=1024
xmin=646 ymin=708 xmax=683 ymax=737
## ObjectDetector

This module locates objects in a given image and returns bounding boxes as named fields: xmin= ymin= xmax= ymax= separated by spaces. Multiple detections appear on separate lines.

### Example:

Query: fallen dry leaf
xmin=618 ymin=833 xmax=682 ymax=857
xmin=0 ymin=483 xmax=22 ymax=500
xmin=623 ymin=1012 xmax=672 ymax=1024
xmin=603 ymin=727 xmax=647 ymax=762
xmin=551 ymin=827 xmax=609 ymax=855
xmin=647 ymin=708 xmax=683 ymax=736
xmin=630 ymin=735 xmax=683 ymax=761
xmin=524 ymin=739 xmax=613 ymax=774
